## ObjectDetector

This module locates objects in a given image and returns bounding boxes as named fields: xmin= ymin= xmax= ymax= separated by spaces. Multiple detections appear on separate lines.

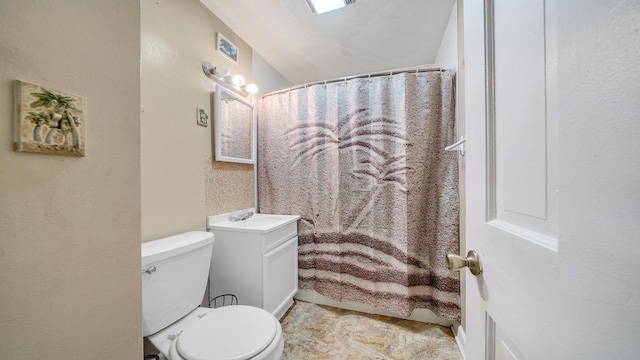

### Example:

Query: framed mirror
xmin=213 ymin=84 xmax=256 ymax=164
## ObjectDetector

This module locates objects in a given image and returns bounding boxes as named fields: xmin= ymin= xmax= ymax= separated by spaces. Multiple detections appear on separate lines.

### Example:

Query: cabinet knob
xmin=142 ymin=266 xmax=156 ymax=274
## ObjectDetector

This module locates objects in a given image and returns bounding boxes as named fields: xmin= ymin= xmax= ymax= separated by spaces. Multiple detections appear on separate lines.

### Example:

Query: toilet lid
xmin=176 ymin=305 xmax=278 ymax=360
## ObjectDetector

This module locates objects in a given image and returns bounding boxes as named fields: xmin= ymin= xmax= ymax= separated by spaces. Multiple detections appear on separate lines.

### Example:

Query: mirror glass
xmin=214 ymin=85 xmax=256 ymax=164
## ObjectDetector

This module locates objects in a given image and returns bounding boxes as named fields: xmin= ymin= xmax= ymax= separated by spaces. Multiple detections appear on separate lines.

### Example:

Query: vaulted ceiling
xmin=200 ymin=0 xmax=456 ymax=85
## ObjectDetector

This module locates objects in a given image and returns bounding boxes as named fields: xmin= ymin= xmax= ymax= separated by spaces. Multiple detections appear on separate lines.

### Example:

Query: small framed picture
xmin=216 ymin=32 xmax=238 ymax=64
xmin=14 ymin=80 xmax=86 ymax=157
xmin=197 ymin=107 xmax=209 ymax=127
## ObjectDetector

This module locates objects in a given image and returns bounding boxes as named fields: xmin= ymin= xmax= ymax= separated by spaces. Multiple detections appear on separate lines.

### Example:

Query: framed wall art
xmin=14 ymin=80 xmax=86 ymax=157
xmin=216 ymin=32 xmax=238 ymax=64
xmin=197 ymin=107 xmax=209 ymax=127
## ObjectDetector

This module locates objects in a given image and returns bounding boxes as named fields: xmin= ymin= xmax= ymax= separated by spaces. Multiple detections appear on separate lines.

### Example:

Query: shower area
xmin=257 ymin=69 xmax=460 ymax=323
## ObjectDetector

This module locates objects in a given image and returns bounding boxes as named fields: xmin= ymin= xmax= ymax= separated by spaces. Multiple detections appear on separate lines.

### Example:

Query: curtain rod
xmin=261 ymin=67 xmax=447 ymax=99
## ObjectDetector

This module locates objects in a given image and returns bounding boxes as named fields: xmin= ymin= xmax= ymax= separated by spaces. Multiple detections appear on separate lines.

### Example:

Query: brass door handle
xmin=446 ymin=250 xmax=482 ymax=276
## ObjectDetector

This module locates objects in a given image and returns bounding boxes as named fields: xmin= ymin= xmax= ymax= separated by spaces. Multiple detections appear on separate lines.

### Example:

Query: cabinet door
xmin=263 ymin=236 xmax=298 ymax=316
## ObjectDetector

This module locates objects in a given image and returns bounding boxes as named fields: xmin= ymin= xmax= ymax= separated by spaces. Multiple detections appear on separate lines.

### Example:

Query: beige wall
xmin=434 ymin=1 xmax=465 ymax=330
xmin=0 ymin=1 xmax=141 ymax=359
xmin=252 ymin=51 xmax=293 ymax=98
xmin=141 ymin=0 xmax=256 ymax=241
xmin=434 ymin=2 xmax=459 ymax=70
xmin=455 ymin=0 xmax=467 ymax=332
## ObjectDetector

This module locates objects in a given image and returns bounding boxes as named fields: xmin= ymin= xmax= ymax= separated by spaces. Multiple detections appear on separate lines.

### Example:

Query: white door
xmin=460 ymin=0 xmax=640 ymax=359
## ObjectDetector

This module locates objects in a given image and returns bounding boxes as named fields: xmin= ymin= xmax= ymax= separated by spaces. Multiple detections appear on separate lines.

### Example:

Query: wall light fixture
xmin=202 ymin=62 xmax=258 ymax=97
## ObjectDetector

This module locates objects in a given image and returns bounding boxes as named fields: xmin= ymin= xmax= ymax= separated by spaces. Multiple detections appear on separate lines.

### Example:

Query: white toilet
xmin=141 ymin=231 xmax=284 ymax=360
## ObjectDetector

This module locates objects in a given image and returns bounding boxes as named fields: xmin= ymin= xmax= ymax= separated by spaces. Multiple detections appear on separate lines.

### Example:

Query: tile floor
xmin=280 ymin=300 xmax=463 ymax=360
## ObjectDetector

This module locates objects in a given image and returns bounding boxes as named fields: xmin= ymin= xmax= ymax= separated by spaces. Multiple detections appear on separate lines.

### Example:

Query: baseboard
xmin=295 ymin=289 xmax=455 ymax=327
xmin=274 ymin=297 xmax=294 ymax=320
xmin=453 ymin=324 xmax=467 ymax=360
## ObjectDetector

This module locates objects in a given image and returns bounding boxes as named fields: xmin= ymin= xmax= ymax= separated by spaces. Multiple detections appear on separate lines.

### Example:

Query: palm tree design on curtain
xmin=29 ymin=89 xmax=82 ymax=148
xmin=286 ymin=108 xmax=411 ymax=230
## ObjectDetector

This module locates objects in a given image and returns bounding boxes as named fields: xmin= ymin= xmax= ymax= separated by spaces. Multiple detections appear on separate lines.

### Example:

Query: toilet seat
xmin=169 ymin=306 xmax=280 ymax=360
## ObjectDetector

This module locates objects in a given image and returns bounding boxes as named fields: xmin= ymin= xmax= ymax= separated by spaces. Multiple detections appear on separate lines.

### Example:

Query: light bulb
xmin=215 ymin=64 xmax=230 ymax=77
xmin=232 ymin=75 xmax=245 ymax=86
xmin=246 ymin=83 xmax=258 ymax=94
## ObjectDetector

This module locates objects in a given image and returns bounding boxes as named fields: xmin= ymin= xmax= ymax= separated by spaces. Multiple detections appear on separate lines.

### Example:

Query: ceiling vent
xmin=305 ymin=0 xmax=356 ymax=14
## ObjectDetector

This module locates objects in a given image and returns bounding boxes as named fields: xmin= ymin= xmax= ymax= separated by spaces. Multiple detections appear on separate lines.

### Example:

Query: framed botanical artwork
xmin=216 ymin=32 xmax=238 ymax=64
xmin=14 ymin=80 xmax=86 ymax=156
xmin=197 ymin=107 xmax=209 ymax=127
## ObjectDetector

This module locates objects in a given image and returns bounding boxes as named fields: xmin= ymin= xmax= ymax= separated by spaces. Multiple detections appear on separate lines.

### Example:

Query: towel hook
xmin=445 ymin=136 xmax=466 ymax=156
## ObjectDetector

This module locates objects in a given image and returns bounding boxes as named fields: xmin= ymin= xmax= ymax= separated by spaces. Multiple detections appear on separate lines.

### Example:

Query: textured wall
xmin=0 ymin=1 xmax=141 ymax=358
xmin=205 ymin=157 xmax=255 ymax=215
xmin=141 ymin=0 xmax=255 ymax=241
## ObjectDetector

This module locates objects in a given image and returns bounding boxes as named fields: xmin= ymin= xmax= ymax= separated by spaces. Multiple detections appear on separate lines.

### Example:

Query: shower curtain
xmin=257 ymin=71 xmax=460 ymax=322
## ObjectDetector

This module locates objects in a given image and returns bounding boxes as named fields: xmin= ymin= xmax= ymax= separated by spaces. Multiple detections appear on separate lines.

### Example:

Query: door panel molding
xmin=485 ymin=0 xmax=558 ymax=245
xmin=485 ymin=313 xmax=496 ymax=360
xmin=489 ymin=219 xmax=558 ymax=252
xmin=484 ymin=0 xmax=497 ymax=223
xmin=494 ymin=0 xmax=548 ymax=221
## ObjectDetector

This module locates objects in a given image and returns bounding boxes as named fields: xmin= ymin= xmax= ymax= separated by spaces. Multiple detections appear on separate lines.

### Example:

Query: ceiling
xmin=200 ymin=0 xmax=456 ymax=85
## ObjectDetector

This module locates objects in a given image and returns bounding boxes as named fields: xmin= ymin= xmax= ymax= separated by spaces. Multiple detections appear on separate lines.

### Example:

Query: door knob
xmin=446 ymin=250 xmax=482 ymax=276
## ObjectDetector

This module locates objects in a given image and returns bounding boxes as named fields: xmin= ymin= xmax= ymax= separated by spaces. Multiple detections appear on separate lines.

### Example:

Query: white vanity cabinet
xmin=207 ymin=213 xmax=300 ymax=319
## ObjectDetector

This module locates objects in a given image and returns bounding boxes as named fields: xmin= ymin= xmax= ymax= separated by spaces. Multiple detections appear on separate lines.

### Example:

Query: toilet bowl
xmin=142 ymin=232 xmax=284 ymax=360
xmin=148 ymin=306 xmax=283 ymax=360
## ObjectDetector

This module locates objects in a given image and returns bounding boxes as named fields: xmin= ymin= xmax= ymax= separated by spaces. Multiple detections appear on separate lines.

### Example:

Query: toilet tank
xmin=141 ymin=231 xmax=214 ymax=336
